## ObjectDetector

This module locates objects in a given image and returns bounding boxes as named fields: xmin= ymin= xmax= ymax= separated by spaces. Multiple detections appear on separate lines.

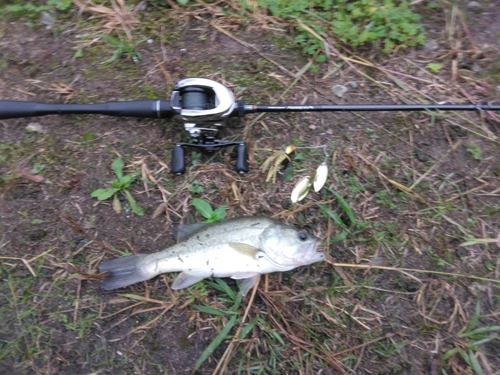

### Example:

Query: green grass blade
xmin=468 ymin=300 xmax=481 ymax=331
xmin=318 ymin=203 xmax=348 ymax=230
xmin=329 ymin=188 xmax=357 ymax=227
xmin=239 ymin=317 xmax=259 ymax=339
xmin=194 ymin=315 xmax=239 ymax=370
xmin=468 ymin=349 xmax=484 ymax=375
xmin=471 ymin=336 xmax=499 ymax=347
xmin=214 ymin=278 xmax=236 ymax=301
xmin=193 ymin=305 xmax=240 ymax=316
xmin=460 ymin=326 xmax=500 ymax=338
xmin=229 ymin=292 xmax=242 ymax=312
xmin=441 ymin=347 xmax=460 ymax=363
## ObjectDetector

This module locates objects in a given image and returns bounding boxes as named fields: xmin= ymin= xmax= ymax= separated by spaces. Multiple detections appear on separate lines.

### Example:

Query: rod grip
xmin=171 ymin=145 xmax=186 ymax=175
xmin=235 ymin=143 xmax=248 ymax=174
xmin=0 ymin=100 xmax=174 ymax=119
xmin=0 ymin=101 xmax=45 ymax=119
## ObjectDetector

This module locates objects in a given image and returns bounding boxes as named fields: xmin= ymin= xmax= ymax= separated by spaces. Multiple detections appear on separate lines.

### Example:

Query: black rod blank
xmin=248 ymin=103 xmax=500 ymax=114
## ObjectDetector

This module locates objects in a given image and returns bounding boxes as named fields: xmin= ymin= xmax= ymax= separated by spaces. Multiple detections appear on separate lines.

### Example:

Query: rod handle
xmin=0 ymin=100 xmax=174 ymax=119
xmin=0 ymin=101 xmax=44 ymax=119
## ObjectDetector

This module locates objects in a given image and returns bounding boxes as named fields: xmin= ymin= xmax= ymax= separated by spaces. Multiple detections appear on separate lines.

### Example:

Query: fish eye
xmin=298 ymin=231 xmax=308 ymax=241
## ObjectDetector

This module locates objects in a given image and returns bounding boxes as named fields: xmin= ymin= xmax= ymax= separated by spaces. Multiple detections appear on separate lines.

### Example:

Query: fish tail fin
xmin=98 ymin=254 xmax=151 ymax=290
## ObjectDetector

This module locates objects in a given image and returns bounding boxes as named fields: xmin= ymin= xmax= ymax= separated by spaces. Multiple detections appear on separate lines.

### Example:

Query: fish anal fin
xmin=240 ymin=274 xmax=261 ymax=296
xmin=171 ymin=271 xmax=209 ymax=290
xmin=229 ymin=242 xmax=259 ymax=258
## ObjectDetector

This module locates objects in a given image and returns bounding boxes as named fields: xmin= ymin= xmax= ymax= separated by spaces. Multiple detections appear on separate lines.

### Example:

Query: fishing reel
xmin=169 ymin=78 xmax=248 ymax=174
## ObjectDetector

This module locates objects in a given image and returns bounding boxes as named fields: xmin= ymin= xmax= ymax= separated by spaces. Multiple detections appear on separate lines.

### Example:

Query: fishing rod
xmin=1 ymin=78 xmax=499 ymax=174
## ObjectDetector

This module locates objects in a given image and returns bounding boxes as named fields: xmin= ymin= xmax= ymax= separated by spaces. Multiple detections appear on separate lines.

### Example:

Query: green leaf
xmin=31 ymin=163 xmax=45 ymax=174
xmin=123 ymin=189 xmax=144 ymax=216
xmin=191 ymin=198 xmax=214 ymax=219
xmin=192 ymin=305 xmax=240 ymax=316
xmin=120 ymin=174 xmax=134 ymax=187
xmin=91 ymin=188 xmax=120 ymax=200
xmin=112 ymin=158 xmax=124 ymax=179
xmin=194 ymin=315 xmax=239 ymax=370
xmin=188 ymin=180 xmax=204 ymax=194
xmin=211 ymin=206 xmax=227 ymax=222
xmin=427 ymin=63 xmax=442 ymax=73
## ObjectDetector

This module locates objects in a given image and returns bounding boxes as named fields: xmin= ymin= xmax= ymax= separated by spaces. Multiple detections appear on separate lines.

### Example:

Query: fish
xmin=98 ymin=216 xmax=325 ymax=296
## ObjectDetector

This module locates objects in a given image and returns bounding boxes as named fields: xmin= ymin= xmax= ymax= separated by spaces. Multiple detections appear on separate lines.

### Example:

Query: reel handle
xmin=171 ymin=145 xmax=186 ymax=175
xmin=235 ymin=143 xmax=249 ymax=174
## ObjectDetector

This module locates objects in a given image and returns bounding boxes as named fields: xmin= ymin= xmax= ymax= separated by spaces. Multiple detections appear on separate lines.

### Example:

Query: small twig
xmin=409 ymin=139 xmax=462 ymax=190
xmin=328 ymin=260 xmax=500 ymax=284
xmin=60 ymin=215 xmax=121 ymax=255
xmin=331 ymin=333 xmax=395 ymax=358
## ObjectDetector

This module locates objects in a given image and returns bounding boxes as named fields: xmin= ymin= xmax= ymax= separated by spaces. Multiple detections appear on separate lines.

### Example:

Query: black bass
xmin=98 ymin=216 xmax=325 ymax=295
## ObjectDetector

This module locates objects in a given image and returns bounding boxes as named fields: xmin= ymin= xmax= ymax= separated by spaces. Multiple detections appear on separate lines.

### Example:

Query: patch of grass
xmin=98 ymin=34 xmax=146 ymax=64
xmin=441 ymin=300 xmax=500 ymax=375
xmin=2 ymin=0 xmax=72 ymax=15
xmin=257 ymin=0 xmax=425 ymax=55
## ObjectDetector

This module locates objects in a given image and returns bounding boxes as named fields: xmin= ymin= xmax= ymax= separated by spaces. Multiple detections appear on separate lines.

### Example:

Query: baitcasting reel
xmin=169 ymin=78 xmax=248 ymax=175
xmin=1 ymin=78 xmax=499 ymax=174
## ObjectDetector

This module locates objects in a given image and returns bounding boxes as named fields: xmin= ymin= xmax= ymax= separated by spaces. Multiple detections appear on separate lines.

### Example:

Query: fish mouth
xmin=298 ymin=240 xmax=325 ymax=264
xmin=277 ymin=240 xmax=325 ymax=267
xmin=262 ymin=240 xmax=325 ymax=270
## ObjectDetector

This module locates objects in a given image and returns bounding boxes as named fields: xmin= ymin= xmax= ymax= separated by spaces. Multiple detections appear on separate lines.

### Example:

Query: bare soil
xmin=1 ymin=2 xmax=499 ymax=375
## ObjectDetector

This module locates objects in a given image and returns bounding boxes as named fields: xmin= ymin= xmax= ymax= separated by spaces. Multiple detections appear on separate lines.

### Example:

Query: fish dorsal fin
xmin=229 ymin=242 xmax=260 ymax=258
xmin=173 ymin=223 xmax=210 ymax=242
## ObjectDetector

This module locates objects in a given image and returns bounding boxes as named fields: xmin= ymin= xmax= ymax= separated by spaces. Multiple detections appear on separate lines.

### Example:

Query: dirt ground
xmin=1 ymin=1 xmax=499 ymax=374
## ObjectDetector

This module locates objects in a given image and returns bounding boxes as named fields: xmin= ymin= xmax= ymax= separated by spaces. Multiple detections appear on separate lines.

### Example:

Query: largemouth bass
xmin=98 ymin=216 xmax=325 ymax=295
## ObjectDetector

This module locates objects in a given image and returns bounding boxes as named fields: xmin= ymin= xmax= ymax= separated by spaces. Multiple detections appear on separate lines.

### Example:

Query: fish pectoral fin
xmin=229 ymin=242 xmax=260 ymax=258
xmin=171 ymin=271 xmax=209 ymax=290
xmin=239 ymin=274 xmax=261 ymax=296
